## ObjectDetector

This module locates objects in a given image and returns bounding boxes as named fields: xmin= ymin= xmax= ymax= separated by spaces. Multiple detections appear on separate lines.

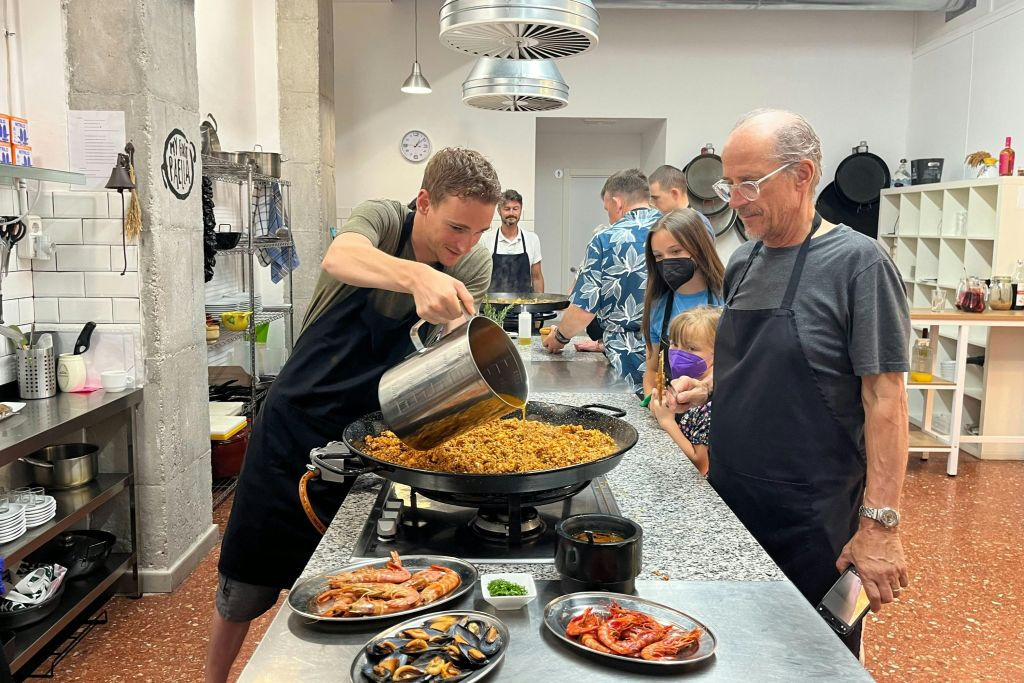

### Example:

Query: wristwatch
xmin=858 ymin=505 xmax=900 ymax=529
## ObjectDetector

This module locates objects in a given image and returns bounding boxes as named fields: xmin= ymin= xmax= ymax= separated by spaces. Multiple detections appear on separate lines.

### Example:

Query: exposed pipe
xmin=594 ymin=0 xmax=966 ymax=9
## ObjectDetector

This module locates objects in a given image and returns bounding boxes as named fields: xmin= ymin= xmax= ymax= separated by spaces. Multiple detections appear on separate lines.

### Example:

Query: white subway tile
xmin=33 ymin=298 xmax=60 ymax=322
xmin=52 ymin=191 xmax=109 ymax=218
xmin=31 ymin=252 xmax=56 ymax=271
xmin=56 ymin=245 xmax=110 ymax=271
xmin=84 ymin=272 xmax=139 ymax=298
xmin=112 ymin=298 xmax=141 ymax=323
xmin=0 ymin=356 xmax=14 ymax=385
xmin=58 ymin=298 xmax=112 ymax=323
xmin=3 ymin=270 xmax=32 ymax=299
xmin=107 ymin=191 xmax=128 ymax=217
xmin=33 ymin=191 xmax=54 ymax=218
xmin=12 ymin=244 xmax=33 ymax=271
xmin=0 ymin=188 xmax=15 ymax=214
xmin=2 ymin=299 xmax=21 ymax=325
xmin=83 ymin=218 xmax=128 ymax=245
xmin=110 ymin=246 xmax=139 ymax=273
xmin=19 ymin=299 xmax=32 ymax=323
xmin=42 ymin=218 xmax=84 ymax=244
xmin=33 ymin=271 xmax=86 ymax=297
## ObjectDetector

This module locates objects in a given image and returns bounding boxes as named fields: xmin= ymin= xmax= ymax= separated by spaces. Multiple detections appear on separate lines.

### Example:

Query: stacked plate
xmin=24 ymin=496 xmax=56 ymax=529
xmin=206 ymin=294 xmax=262 ymax=316
xmin=0 ymin=504 xmax=27 ymax=544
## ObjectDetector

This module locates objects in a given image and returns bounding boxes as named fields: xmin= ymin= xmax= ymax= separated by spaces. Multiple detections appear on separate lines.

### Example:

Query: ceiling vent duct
xmin=462 ymin=57 xmax=570 ymax=111
xmin=440 ymin=0 xmax=599 ymax=60
xmin=592 ymin=0 xmax=966 ymax=10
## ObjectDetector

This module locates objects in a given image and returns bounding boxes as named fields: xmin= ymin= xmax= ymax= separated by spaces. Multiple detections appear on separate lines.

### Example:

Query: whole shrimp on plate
xmin=342 ymin=583 xmax=421 ymax=616
xmin=418 ymin=565 xmax=461 ymax=604
xmin=639 ymin=628 xmax=703 ymax=661
xmin=326 ymin=551 xmax=411 ymax=586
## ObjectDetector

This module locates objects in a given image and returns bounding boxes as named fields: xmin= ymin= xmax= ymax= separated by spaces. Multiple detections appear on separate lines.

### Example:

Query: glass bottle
xmin=1012 ymin=259 xmax=1024 ymax=310
xmin=999 ymin=137 xmax=1015 ymax=177
xmin=893 ymin=159 xmax=911 ymax=187
xmin=988 ymin=276 xmax=1014 ymax=311
xmin=910 ymin=339 xmax=933 ymax=383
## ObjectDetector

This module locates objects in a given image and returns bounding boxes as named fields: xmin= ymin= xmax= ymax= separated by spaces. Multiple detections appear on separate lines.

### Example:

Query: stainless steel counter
xmin=521 ymin=340 xmax=630 ymax=394
xmin=239 ymin=580 xmax=870 ymax=682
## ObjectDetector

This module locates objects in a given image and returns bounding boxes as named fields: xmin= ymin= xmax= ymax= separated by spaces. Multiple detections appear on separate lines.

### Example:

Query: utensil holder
xmin=16 ymin=347 xmax=56 ymax=399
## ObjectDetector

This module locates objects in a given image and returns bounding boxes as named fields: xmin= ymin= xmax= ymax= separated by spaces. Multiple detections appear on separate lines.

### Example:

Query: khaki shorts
xmin=216 ymin=573 xmax=281 ymax=622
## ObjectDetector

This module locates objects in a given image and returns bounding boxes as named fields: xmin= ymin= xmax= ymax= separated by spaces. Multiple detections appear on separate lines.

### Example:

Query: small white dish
xmin=0 ymin=402 xmax=25 ymax=421
xmin=0 ymin=503 xmax=25 ymax=523
xmin=481 ymin=573 xmax=538 ymax=611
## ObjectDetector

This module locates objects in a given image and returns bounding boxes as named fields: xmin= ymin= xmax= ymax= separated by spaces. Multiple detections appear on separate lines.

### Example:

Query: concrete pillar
xmin=65 ymin=0 xmax=216 ymax=592
xmin=277 ymin=0 xmax=336 ymax=324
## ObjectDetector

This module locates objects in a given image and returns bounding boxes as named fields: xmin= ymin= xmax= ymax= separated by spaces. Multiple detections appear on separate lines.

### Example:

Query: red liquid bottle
xmin=999 ymin=137 xmax=1015 ymax=176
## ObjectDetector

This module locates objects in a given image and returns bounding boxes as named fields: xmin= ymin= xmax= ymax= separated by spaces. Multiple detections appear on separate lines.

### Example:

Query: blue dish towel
xmin=252 ymin=182 xmax=299 ymax=283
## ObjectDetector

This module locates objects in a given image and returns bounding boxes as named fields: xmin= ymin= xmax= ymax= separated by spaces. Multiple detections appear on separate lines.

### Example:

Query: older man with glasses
xmin=667 ymin=109 xmax=911 ymax=656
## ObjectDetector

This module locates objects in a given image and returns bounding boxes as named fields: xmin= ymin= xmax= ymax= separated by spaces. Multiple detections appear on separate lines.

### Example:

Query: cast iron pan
xmin=706 ymin=205 xmax=736 ymax=238
xmin=327 ymin=402 xmax=638 ymax=498
xmin=686 ymin=189 xmax=727 ymax=218
xmin=683 ymin=154 xmax=723 ymax=201
xmin=816 ymin=181 xmax=880 ymax=239
xmin=834 ymin=151 xmax=890 ymax=207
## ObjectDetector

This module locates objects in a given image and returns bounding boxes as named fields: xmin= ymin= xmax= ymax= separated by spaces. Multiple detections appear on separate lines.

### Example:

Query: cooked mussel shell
xmin=399 ymin=638 xmax=442 ymax=655
xmin=391 ymin=664 xmax=431 ymax=682
xmin=456 ymin=641 xmax=490 ymax=668
xmin=451 ymin=625 xmax=480 ymax=648
xmin=361 ymin=655 xmax=404 ymax=683
xmin=464 ymin=619 xmax=485 ymax=637
xmin=429 ymin=615 xmax=460 ymax=633
xmin=478 ymin=625 xmax=503 ymax=656
xmin=366 ymin=638 xmax=408 ymax=660
xmin=400 ymin=627 xmax=451 ymax=644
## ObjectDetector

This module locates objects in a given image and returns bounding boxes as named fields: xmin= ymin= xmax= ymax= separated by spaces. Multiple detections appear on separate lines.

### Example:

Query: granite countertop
xmin=301 ymin=389 xmax=784 ymax=583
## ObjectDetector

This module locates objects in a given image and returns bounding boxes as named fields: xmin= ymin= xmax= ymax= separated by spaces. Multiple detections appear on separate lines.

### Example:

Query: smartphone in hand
xmin=817 ymin=566 xmax=870 ymax=635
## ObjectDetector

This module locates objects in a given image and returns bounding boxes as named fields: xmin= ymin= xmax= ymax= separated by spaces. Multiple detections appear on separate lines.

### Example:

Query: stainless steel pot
xmin=20 ymin=443 xmax=99 ymax=489
xmin=378 ymin=315 xmax=528 ymax=451
xmin=240 ymin=144 xmax=282 ymax=178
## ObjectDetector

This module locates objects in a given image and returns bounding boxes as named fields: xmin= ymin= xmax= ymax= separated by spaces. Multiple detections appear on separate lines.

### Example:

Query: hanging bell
xmin=105 ymin=153 xmax=135 ymax=192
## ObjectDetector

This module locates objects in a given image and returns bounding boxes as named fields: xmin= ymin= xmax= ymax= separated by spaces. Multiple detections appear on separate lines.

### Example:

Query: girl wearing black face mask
xmin=641 ymin=209 xmax=726 ymax=402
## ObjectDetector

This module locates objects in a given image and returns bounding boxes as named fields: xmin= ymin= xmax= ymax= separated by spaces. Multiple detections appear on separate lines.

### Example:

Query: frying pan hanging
xmin=816 ymin=182 xmax=881 ymax=239
xmin=683 ymin=154 xmax=724 ymax=201
xmin=834 ymin=151 xmax=890 ymax=207
xmin=686 ymin=190 xmax=727 ymax=218
xmin=706 ymin=205 xmax=736 ymax=238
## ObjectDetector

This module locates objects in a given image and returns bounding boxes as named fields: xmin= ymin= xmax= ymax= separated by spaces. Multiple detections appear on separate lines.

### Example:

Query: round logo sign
xmin=161 ymin=128 xmax=196 ymax=200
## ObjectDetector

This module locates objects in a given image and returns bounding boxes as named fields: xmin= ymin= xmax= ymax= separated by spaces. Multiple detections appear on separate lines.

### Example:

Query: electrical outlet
xmin=24 ymin=214 xmax=42 ymax=234
xmin=27 ymin=232 xmax=54 ymax=260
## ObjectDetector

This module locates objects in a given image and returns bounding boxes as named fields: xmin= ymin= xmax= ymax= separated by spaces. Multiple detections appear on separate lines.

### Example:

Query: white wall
xmin=908 ymin=1 xmax=1024 ymax=180
xmin=335 ymin=3 xmax=916 ymax=268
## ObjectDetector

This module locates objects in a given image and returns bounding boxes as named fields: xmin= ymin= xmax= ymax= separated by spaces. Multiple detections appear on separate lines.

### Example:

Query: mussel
xmin=366 ymin=637 xmax=408 ymax=660
xmin=428 ymin=615 xmax=460 ymax=633
xmin=478 ymin=625 xmax=503 ymax=657
xmin=400 ymin=627 xmax=452 ymax=644
xmin=451 ymin=625 xmax=479 ymax=648
xmin=400 ymin=638 xmax=442 ymax=655
xmin=392 ymin=664 xmax=431 ymax=682
xmin=360 ymin=655 xmax=404 ymax=683
xmin=456 ymin=641 xmax=490 ymax=669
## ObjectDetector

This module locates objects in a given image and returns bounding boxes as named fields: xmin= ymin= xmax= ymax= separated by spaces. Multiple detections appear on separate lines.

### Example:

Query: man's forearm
xmin=861 ymin=372 xmax=909 ymax=513
xmin=322 ymin=233 xmax=423 ymax=293
xmin=556 ymin=304 xmax=596 ymax=339
xmin=533 ymin=273 xmax=544 ymax=293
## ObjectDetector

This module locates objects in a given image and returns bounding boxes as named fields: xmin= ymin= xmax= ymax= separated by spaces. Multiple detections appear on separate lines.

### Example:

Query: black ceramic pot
xmin=555 ymin=514 xmax=643 ymax=594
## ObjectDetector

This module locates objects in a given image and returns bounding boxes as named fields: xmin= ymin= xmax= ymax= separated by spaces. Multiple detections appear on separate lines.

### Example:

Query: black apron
xmin=707 ymin=214 xmax=866 ymax=654
xmin=219 ymin=210 xmax=427 ymax=589
xmin=488 ymin=228 xmax=533 ymax=293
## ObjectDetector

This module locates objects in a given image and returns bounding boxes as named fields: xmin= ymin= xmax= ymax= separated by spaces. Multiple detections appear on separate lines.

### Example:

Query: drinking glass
xmin=28 ymin=487 xmax=45 ymax=506
xmin=930 ymin=289 xmax=947 ymax=312
xmin=12 ymin=487 xmax=31 ymax=505
xmin=0 ymin=487 xmax=9 ymax=514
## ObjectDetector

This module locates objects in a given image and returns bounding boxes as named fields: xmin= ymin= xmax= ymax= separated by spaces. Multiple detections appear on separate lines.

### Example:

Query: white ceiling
xmin=536 ymin=117 xmax=666 ymax=135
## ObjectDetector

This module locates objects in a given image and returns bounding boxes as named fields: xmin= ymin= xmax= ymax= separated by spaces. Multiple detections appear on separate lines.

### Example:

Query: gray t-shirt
xmin=723 ymin=224 xmax=910 ymax=452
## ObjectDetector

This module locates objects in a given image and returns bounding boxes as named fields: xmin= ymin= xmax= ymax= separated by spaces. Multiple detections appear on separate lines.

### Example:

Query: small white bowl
xmin=480 ymin=573 xmax=537 ymax=611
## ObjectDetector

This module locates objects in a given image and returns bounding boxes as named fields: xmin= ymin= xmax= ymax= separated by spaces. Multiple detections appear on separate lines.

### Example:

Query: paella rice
xmin=362 ymin=417 xmax=617 ymax=474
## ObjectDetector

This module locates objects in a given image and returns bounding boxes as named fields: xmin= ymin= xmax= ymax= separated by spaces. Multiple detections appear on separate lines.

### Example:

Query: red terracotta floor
xmin=40 ymin=456 xmax=1024 ymax=681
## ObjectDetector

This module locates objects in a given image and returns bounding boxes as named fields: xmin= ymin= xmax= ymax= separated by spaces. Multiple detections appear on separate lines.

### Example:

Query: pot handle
xmin=581 ymin=403 xmax=627 ymax=418
xmin=206 ymin=113 xmax=218 ymax=131
xmin=19 ymin=456 xmax=54 ymax=468
xmin=308 ymin=443 xmax=379 ymax=482
xmin=409 ymin=320 xmax=444 ymax=353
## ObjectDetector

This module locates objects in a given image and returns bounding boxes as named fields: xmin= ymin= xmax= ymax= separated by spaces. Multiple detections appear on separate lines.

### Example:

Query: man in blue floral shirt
xmin=542 ymin=168 xmax=659 ymax=391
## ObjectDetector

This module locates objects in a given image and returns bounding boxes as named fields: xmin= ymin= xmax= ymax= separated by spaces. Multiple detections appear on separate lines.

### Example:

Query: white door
xmin=562 ymin=170 xmax=616 ymax=294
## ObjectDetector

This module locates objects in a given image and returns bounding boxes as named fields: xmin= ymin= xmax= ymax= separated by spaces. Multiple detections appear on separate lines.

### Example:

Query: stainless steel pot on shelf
xmin=20 ymin=443 xmax=99 ymax=489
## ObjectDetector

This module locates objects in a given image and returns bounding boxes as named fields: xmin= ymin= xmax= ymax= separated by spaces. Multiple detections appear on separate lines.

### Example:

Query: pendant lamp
xmin=401 ymin=0 xmax=432 ymax=94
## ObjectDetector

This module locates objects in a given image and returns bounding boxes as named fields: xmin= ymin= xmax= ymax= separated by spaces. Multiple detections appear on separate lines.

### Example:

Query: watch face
xmin=879 ymin=509 xmax=899 ymax=527
xmin=401 ymin=130 xmax=431 ymax=163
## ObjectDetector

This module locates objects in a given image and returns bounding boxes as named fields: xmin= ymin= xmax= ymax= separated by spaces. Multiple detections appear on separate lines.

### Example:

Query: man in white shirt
xmin=483 ymin=189 xmax=544 ymax=293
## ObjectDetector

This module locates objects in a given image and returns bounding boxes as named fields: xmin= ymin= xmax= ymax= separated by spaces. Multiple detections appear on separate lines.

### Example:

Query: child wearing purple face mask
xmin=651 ymin=306 xmax=721 ymax=476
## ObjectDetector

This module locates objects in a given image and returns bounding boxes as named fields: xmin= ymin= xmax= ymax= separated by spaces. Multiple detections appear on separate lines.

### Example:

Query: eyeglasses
xmin=712 ymin=162 xmax=794 ymax=203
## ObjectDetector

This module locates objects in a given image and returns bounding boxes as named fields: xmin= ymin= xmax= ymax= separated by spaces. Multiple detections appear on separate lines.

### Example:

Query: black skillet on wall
xmin=817 ymin=143 xmax=890 ymax=239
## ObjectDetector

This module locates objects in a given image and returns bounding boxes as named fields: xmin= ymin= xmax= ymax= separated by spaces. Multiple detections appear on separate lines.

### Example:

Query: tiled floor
xmin=39 ymin=455 xmax=1024 ymax=681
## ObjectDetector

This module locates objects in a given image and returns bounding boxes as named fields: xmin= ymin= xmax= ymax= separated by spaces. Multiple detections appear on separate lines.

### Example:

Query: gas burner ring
xmin=470 ymin=506 xmax=546 ymax=541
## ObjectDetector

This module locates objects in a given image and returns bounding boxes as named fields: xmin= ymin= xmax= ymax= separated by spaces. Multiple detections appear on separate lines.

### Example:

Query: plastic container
xmin=12 ymin=144 xmax=30 ymax=167
xmin=517 ymin=310 xmax=532 ymax=346
xmin=0 ymin=143 xmax=12 ymax=165
xmin=211 ymin=419 xmax=249 ymax=478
